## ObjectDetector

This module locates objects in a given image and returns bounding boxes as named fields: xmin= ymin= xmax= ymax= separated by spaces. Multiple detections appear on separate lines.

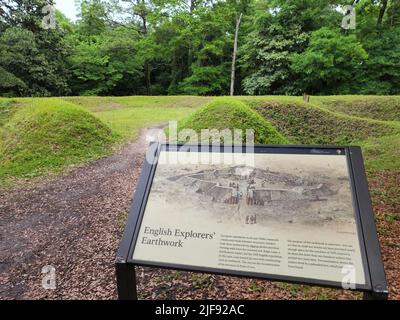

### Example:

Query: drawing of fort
xmin=148 ymin=164 xmax=353 ymax=226
xmin=168 ymin=166 xmax=336 ymax=205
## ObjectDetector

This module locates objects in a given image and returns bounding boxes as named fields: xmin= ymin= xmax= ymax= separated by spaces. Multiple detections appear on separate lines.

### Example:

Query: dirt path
xmin=0 ymin=127 xmax=156 ymax=299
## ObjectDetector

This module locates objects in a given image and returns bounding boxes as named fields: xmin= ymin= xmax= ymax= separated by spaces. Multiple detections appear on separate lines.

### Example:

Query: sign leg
xmin=116 ymin=262 xmax=138 ymax=300
xmin=363 ymin=291 xmax=388 ymax=300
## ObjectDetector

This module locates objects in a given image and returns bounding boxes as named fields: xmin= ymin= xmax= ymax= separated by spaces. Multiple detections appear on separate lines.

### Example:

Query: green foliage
xmin=180 ymin=65 xmax=230 ymax=95
xmin=68 ymin=27 xmax=143 ymax=95
xmin=1 ymin=0 xmax=400 ymax=96
xmin=355 ymin=29 xmax=400 ymax=95
xmin=178 ymin=98 xmax=288 ymax=144
xmin=0 ymin=101 xmax=114 ymax=182
xmin=150 ymin=2 xmax=236 ymax=95
xmin=290 ymin=28 xmax=368 ymax=94
xmin=77 ymin=0 xmax=108 ymax=36
xmin=178 ymin=5 xmax=234 ymax=95
xmin=0 ymin=1 xmax=70 ymax=97
xmin=240 ymin=0 xmax=344 ymax=95
xmin=385 ymin=212 xmax=399 ymax=223
xmin=241 ymin=22 xmax=308 ymax=95
xmin=0 ymin=27 xmax=43 ymax=96
xmin=69 ymin=40 xmax=111 ymax=95
xmin=1 ymin=0 xmax=56 ymax=31
xmin=267 ymin=0 xmax=345 ymax=32
xmin=0 ymin=66 xmax=28 ymax=97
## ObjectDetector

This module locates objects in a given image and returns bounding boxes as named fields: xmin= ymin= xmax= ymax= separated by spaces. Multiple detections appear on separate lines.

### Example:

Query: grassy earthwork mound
xmin=241 ymin=96 xmax=400 ymax=171
xmin=177 ymin=98 xmax=288 ymax=145
xmin=313 ymin=96 xmax=400 ymax=122
xmin=244 ymin=98 xmax=399 ymax=145
xmin=0 ymin=101 xmax=115 ymax=183
xmin=1 ymin=95 xmax=399 ymax=184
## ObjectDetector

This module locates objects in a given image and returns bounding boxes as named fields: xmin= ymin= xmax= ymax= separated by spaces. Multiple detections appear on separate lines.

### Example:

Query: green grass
xmin=63 ymin=96 xmax=209 ymax=140
xmin=96 ymin=106 xmax=196 ymax=140
xmin=0 ymin=99 xmax=19 ymax=126
xmin=240 ymin=96 xmax=400 ymax=171
xmin=62 ymin=96 xmax=210 ymax=112
xmin=359 ymin=134 xmax=400 ymax=171
xmin=312 ymin=95 xmax=400 ymax=121
xmin=243 ymin=97 xmax=399 ymax=144
xmin=178 ymin=98 xmax=288 ymax=144
xmin=385 ymin=213 xmax=399 ymax=223
xmin=0 ymin=101 xmax=114 ymax=184
xmin=1 ymin=95 xmax=399 ymax=185
xmin=0 ymin=96 xmax=206 ymax=185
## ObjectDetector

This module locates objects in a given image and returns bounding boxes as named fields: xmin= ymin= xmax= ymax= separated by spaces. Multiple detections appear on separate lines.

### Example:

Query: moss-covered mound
xmin=246 ymin=99 xmax=398 ymax=145
xmin=0 ymin=102 xmax=114 ymax=182
xmin=178 ymin=98 xmax=288 ymax=144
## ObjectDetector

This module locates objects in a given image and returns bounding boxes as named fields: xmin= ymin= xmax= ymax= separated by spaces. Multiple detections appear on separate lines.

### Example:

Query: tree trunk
xmin=138 ymin=0 xmax=150 ymax=94
xmin=230 ymin=13 xmax=243 ymax=96
xmin=145 ymin=62 xmax=151 ymax=95
xmin=187 ymin=0 xmax=196 ymax=76
xmin=377 ymin=0 xmax=389 ymax=26
xmin=390 ymin=0 xmax=398 ymax=26
xmin=142 ymin=15 xmax=147 ymax=35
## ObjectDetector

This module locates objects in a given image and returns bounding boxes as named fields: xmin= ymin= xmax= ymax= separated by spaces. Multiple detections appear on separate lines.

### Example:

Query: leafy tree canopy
xmin=1 ymin=0 xmax=399 ymax=96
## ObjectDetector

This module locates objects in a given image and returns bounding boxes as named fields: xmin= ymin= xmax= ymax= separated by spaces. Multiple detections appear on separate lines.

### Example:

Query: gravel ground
xmin=0 ymin=130 xmax=398 ymax=300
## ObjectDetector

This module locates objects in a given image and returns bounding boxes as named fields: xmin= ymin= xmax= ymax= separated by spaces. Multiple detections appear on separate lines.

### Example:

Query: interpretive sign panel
xmin=116 ymin=144 xmax=388 ymax=300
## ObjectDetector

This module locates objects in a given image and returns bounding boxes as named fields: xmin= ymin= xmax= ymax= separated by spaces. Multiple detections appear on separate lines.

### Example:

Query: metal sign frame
xmin=115 ymin=143 xmax=388 ymax=300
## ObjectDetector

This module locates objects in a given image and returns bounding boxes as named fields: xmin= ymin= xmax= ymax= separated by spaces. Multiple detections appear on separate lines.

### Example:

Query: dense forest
xmin=0 ymin=0 xmax=399 ymax=97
